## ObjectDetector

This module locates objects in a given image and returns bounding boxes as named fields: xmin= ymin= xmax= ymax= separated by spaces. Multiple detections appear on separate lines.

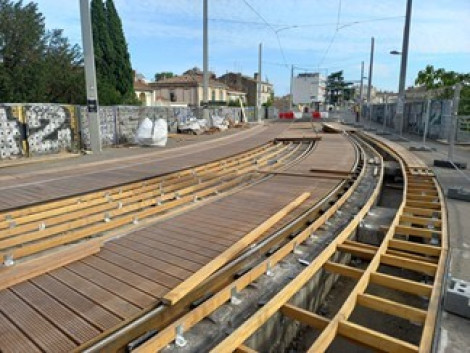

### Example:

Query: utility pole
xmin=449 ymin=83 xmax=462 ymax=162
xmin=289 ymin=64 xmax=294 ymax=110
xmin=359 ymin=61 xmax=364 ymax=103
xmin=396 ymin=0 xmax=412 ymax=136
xmin=79 ymin=0 xmax=101 ymax=153
xmin=256 ymin=43 xmax=262 ymax=122
xmin=367 ymin=37 xmax=374 ymax=126
xmin=202 ymin=0 xmax=210 ymax=124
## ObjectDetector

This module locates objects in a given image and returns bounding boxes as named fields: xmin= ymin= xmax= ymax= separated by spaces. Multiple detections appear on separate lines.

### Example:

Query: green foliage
xmin=415 ymin=65 xmax=470 ymax=114
xmin=0 ymin=0 xmax=85 ymax=103
xmin=326 ymin=70 xmax=353 ymax=105
xmin=154 ymin=72 xmax=174 ymax=81
xmin=91 ymin=0 xmax=137 ymax=105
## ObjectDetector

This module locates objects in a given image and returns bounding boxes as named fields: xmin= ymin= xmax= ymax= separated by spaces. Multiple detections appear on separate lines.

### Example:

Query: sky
xmin=37 ymin=0 xmax=470 ymax=96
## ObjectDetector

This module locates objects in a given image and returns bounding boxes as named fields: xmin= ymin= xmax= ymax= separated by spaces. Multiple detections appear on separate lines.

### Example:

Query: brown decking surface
xmin=0 ymin=127 xmax=356 ymax=353
xmin=0 ymin=125 xmax=285 ymax=211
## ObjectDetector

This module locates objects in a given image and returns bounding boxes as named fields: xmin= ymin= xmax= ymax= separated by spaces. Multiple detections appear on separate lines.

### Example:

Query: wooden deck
xmin=0 ymin=125 xmax=357 ymax=353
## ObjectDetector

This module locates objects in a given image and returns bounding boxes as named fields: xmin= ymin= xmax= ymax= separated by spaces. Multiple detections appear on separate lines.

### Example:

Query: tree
xmin=42 ymin=29 xmax=86 ymax=104
xmin=415 ymin=65 xmax=470 ymax=114
xmin=91 ymin=0 xmax=137 ymax=105
xmin=106 ymin=0 xmax=135 ymax=103
xmin=154 ymin=72 xmax=174 ymax=81
xmin=326 ymin=71 xmax=352 ymax=106
xmin=0 ymin=0 xmax=85 ymax=104
xmin=0 ymin=0 xmax=45 ymax=102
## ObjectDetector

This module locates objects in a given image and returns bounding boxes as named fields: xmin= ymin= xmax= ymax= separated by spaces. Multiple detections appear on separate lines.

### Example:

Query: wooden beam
xmin=386 ymin=249 xmax=438 ymax=264
xmin=162 ymin=192 xmax=311 ymax=305
xmin=274 ymin=137 xmax=321 ymax=142
xmin=323 ymin=261 xmax=364 ymax=280
xmin=357 ymin=293 xmax=427 ymax=323
xmin=381 ymin=254 xmax=437 ymax=276
xmin=255 ymin=170 xmax=347 ymax=180
xmin=406 ymin=200 xmax=440 ymax=210
xmin=0 ymin=240 xmax=101 ymax=291
xmin=281 ymin=303 xmax=330 ymax=330
xmin=235 ymin=345 xmax=258 ymax=353
xmin=388 ymin=239 xmax=441 ymax=257
xmin=337 ymin=243 xmax=376 ymax=259
xmin=309 ymin=168 xmax=353 ymax=176
xmin=343 ymin=240 xmax=378 ymax=251
xmin=394 ymin=225 xmax=440 ymax=239
xmin=337 ymin=320 xmax=419 ymax=353
xmin=403 ymin=207 xmax=440 ymax=218
xmin=370 ymin=272 xmax=432 ymax=297
xmin=400 ymin=215 xmax=442 ymax=228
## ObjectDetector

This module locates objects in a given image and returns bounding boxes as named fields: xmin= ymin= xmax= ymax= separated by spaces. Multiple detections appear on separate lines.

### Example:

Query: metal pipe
xmin=202 ymin=0 xmax=210 ymax=123
xmin=257 ymin=42 xmax=262 ymax=122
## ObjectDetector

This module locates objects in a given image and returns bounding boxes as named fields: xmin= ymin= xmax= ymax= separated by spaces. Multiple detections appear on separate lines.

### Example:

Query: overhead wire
xmin=240 ymin=0 xmax=289 ymax=67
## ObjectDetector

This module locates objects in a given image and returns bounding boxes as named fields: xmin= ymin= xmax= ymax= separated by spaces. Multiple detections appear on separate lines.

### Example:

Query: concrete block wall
xmin=367 ymin=99 xmax=453 ymax=140
xmin=0 ymin=104 xmax=79 ymax=160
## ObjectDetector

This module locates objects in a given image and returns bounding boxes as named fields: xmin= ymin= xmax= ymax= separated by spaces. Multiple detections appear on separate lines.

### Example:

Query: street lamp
xmin=390 ymin=50 xmax=402 ymax=55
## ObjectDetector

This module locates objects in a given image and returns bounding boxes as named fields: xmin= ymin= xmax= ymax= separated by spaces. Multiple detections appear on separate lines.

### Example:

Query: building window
xmin=212 ymin=89 xmax=216 ymax=101
xmin=170 ymin=91 xmax=176 ymax=102
xmin=139 ymin=92 xmax=146 ymax=104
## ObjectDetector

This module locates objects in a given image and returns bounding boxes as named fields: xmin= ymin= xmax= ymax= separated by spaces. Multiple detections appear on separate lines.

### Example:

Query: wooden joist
xmin=388 ymin=239 xmax=441 ymax=256
xmin=370 ymin=272 xmax=432 ymax=297
xmin=357 ymin=293 xmax=427 ymax=323
xmin=400 ymin=215 xmax=442 ymax=227
xmin=255 ymin=170 xmax=347 ymax=180
xmin=394 ymin=225 xmax=441 ymax=239
xmin=323 ymin=261 xmax=364 ymax=279
xmin=380 ymin=254 xmax=437 ymax=276
xmin=281 ymin=303 xmax=330 ymax=330
xmin=337 ymin=243 xmax=375 ymax=259
xmin=403 ymin=207 xmax=441 ymax=218
xmin=337 ymin=321 xmax=419 ymax=353
xmin=235 ymin=345 xmax=258 ymax=353
xmin=406 ymin=200 xmax=440 ymax=210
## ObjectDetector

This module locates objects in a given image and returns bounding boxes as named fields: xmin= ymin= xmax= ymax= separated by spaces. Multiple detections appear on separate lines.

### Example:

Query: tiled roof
xmin=134 ymin=80 xmax=153 ymax=91
xmin=151 ymin=74 xmax=228 ymax=89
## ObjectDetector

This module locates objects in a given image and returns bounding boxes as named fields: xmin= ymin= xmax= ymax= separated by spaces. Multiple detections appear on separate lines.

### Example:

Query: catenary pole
xmin=79 ymin=0 xmax=101 ymax=153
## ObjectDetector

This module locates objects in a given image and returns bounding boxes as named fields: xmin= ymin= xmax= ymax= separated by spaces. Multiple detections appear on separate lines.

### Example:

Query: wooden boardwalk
xmin=0 ymin=125 xmax=286 ymax=211
xmin=0 ymin=126 xmax=357 ymax=352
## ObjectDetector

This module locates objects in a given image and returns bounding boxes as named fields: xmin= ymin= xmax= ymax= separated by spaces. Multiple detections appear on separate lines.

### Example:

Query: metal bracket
xmin=266 ymin=261 xmax=274 ymax=277
xmin=293 ymin=241 xmax=303 ymax=255
xmin=3 ymin=254 xmax=14 ymax=267
xmin=231 ymin=287 xmax=242 ymax=305
xmin=132 ymin=216 xmax=139 ymax=225
xmin=175 ymin=325 xmax=187 ymax=347
xmin=38 ymin=222 xmax=46 ymax=231
xmin=104 ymin=212 xmax=111 ymax=223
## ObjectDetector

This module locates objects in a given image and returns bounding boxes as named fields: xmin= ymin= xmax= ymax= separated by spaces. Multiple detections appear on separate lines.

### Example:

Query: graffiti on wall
xmin=0 ymin=106 xmax=23 ymax=159
xmin=0 ymin=104 xmax=79 ymax=160
xmin=25 ymin=105 xmax=77 ymax=155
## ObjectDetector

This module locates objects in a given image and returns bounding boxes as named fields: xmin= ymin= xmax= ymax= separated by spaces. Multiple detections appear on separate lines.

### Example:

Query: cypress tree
xmin=91 ymin=0 xmax=120 ymax=104
xmin=105 ymin=0 xmax=135 ymax=103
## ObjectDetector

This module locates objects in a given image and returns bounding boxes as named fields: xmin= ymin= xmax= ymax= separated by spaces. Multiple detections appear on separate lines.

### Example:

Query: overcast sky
xmin=37 ymin=0 xmax=470 ymax=95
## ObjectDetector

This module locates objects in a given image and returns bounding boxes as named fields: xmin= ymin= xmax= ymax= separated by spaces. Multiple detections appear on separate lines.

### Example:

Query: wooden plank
xmin=162 ymin=192 xmax=311 ymax=305
xmin=255 ymin=170 xmax=347 ymax=180
xmin=381 ymin=254 xmax=437 ymax=276
xmin=235 ymin=345 xmax=259 ymax=353
xmin=394 ymin=225 xmax=440 ymax=239
xmin=338 ymin=320 xmax=419 ymax=353
xmin=386 ymin=249 xmax=438 ymax=264
xmin=406 ymin=200 xmax=440 ymax=210
xmin=324 ymin=261 xmax=364 ymax=280
xmin=403 ymin=207 xmax=441 ymax=218
xmin=281 ymin=303 xmax=330 ymax=329
xmin=400 ymin=215 xmax=442 ymax=228
xmin=388 ymin=239 xmax=441 ymax=256
xmin=357 ymin=293 xmax=427 ymax=323
xmin=337 ymin=243 xmax=376 ymax=259
xmin=370 ymin=272 xmax=432 ymax=297
xmin=0 ymin=240 xmax=101 ymax=291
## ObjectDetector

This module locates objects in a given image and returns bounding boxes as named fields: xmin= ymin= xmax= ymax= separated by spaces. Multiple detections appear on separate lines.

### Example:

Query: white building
xmin=292 ymin=73 xmax=326 ymax=106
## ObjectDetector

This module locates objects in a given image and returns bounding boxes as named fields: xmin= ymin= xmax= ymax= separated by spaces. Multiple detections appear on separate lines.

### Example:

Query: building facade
xmin=292 ymin=73 xmax=326 ymax=106
xmin=219 ymin=72 xmax=273 ymax=106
